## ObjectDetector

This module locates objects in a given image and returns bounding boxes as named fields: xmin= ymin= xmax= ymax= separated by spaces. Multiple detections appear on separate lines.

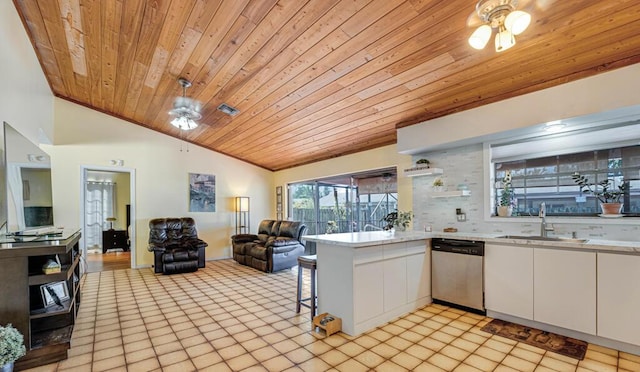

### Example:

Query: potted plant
xmin=572 ymin=173 xmax=627 ymax=215
xmin=381 ymin=211 xmax=413 ymax=231
xmin=0 ymin=324 xmax=26 ymax=372
xmin=497 ymin=171 xmax=515 ymax=217
xmin=416 ymin=158 xmax=430 ymax=168
xmin=432 ymin=177 xmax=444 ymax=192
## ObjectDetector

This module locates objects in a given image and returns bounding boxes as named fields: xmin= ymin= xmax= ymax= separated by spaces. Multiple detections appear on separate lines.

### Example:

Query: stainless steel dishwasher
xmin=431 ymin=238 xmax=485 ymax=314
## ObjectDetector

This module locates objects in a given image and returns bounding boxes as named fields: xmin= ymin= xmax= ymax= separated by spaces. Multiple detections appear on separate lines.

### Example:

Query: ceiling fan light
xmin=505 ymin=10 xmax=531 ymax=35
xmin=468 ymin=24 xmax=492 ymax=50
xmin=495 ymin=27 xmax=515 ymax=52
xmin=171 ymin=116 xmax=198 ymax=130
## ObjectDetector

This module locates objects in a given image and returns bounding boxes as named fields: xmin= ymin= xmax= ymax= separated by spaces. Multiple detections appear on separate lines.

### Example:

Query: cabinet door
xmin=407 ymin=247 xmax=429 ymax=303
xmin=598 ymin=253 xmax=640 ymax=345
xmin=383 ymin=257 xmax=407 ymax=312
xmin=354 ymin=261 xmax=384 ymax=323
xmin=484 ymin=244 xmax=533 ymax=319
xmin=534 ymin=248 xmax=596 ymax=335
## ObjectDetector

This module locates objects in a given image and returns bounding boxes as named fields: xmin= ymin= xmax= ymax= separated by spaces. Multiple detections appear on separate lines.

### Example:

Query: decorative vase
xmin=1 ymin=361 xmax=14 ymax=372
xmin=600 ymin=203 xmax=623 ymax=215
xmin=497 ymin=206 xmax=512 ymax=217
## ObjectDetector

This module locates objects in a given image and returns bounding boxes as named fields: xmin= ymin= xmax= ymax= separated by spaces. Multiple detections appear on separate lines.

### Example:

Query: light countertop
xmin=304 ymin=231 xmax=640 ymax=254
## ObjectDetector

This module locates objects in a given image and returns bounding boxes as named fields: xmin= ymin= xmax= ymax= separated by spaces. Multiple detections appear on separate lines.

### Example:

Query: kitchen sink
xmin=495 ymin=235 xmax=588 ymax=243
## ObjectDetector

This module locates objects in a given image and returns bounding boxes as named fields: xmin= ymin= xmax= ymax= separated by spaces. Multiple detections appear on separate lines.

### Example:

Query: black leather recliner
xmin=231 ymin=220 xmax=307 ymax=273
xmin=148 ymin=217 xmax=207 ymax=274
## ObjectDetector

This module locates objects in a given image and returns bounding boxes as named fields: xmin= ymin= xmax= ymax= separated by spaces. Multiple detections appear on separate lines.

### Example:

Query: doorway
xmin=80 ymin=166 xmax=136 ymax=273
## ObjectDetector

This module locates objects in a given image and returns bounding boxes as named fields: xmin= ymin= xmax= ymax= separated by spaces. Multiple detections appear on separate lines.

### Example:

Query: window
xmin=288 ymin=169 xmax=397 ymax=234
xmin=494 ymin=146 xmax=640 ymax=216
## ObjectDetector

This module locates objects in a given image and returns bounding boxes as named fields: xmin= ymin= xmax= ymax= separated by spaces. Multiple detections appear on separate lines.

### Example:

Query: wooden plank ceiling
xmin=13 ymin=0 xmax=640 ymax=171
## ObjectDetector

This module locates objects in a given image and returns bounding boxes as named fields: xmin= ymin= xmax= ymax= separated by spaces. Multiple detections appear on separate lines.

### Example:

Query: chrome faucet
xmin=539 ymin=202 xmax=554 ymax=237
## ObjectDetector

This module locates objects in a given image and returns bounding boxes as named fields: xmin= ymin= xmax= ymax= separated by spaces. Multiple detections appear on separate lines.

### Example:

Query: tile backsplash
xmin=411 ymin=144 xmax=640 ymax=241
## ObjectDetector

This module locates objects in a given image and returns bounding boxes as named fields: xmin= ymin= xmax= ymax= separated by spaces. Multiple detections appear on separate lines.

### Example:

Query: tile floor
xmin=24 ymin=259 xmax=640 ymax=372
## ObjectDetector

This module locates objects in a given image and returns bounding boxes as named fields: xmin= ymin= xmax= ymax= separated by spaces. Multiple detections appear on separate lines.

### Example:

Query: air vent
xmin=217 ymin=103 xmax=239 ymax=116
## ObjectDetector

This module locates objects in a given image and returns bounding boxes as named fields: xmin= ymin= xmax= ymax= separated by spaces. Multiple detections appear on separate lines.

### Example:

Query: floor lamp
xmin=235 ymin=197 xmax=250 ymax=234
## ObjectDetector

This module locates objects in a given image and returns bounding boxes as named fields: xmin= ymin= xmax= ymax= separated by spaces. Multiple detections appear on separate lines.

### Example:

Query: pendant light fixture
xmin=169 ymin=77 xmax=202 ymax=130
xmin=468 ymin=0 xmax=531 ymax=52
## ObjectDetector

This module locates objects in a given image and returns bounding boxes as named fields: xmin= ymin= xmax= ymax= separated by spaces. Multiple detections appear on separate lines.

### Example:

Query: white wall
xmin=48 ymin=98 xmax=273 ymax=267
xmin=0 ymin=2 xmax=54 ymax=146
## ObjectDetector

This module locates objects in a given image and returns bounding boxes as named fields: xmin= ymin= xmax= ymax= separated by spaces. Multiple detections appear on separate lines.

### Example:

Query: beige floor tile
xmin=577 ymin=357 xmax=617 ymax=372
xmin=620 ymin=352 xmax=640 ymax=363
xmin=588 ymin=344 xmax=619 ymax=357
xmin=452 ymin=337 xmax=481 ymax=353
xmin=371 ymin=343 xmax=401 ymax=359
xmin=464 ymin=354 xmax=499 ymax=371
xmin=319 ymin=349 xmax=350 ymax=366
xmin=538 ymin=355 xmax=578 ymax=372
xmin=619 ymin=358 xmax=640 ymax=371
xmin=157 ymin=350 xmax=189 ymax=367
xmin=485 ymin=338 xmax=516 ymax=353
xmin=391 ymin=351 xmax=423 ymax=370
xmin=510 ymin=346 xmax=544 ymax=364
xmin=368 ymin=329 xmax=393 ymax=342
xmin=375 ymin=360 xmax=410 ymax=372
xmin=475 ymin=345 xmax=508 ymax=363
xmin=335 ymin=358 xmax=369 ymax=372
xmin=418 ymin=336 xmax=447 ymax=352
xmin=431 ymin=330 xmax=457 ymax=344
xmin=162 ymin=359 xmax=196 ymax=372
xmin=502 ymin=355 xmax=538 ymax=372
xmin=353 ymin=350 xmax=385 ymax=368
xmin=92 ymin=354 xmax=125 ymax=372
xmin=125 ymin=346 xmax=156 ymax=364
xmin=584 ymin=349 xmax=618 ymax=366
xmin=252 ymin=345 xmax=280 ymax=362
xmin=262 ymin=355 xmax=295 ymax=371
xmin=272 ymin=339 xmax=300 ymax=354
xmin=296 ymin=357 xmax=332 ymax=371
xmin=454 ymin=364 xmax=484 ymax=372
xmin=304 ymin=340 xmax=333 ymax=355
xmin=429 ymin=353 xmax=461 ymax=371
xmin=226 ymin=352 xmax=259 ymax=370
xmin=414 ymin=361 xmax=447 ymax=372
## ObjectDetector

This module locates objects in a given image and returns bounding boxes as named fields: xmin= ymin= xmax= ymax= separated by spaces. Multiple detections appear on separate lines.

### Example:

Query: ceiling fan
xmin=169 ymin=77 xmax=202 ymax=130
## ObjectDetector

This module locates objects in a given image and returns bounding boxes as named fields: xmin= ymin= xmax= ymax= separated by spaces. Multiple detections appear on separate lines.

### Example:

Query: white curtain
xmin=85 ymin=182 xmax=117 ymax=251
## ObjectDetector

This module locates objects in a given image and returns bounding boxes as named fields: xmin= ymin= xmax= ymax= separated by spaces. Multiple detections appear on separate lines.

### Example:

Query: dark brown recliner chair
xmin=231 ymin=220 xmax=307 ymax=273
xmin=148 ymin=217 xmax=207 ymax=274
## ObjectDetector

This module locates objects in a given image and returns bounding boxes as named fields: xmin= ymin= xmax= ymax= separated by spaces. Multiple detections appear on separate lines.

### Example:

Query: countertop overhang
xmin=304 ymin=231 xmax=640 ymax=253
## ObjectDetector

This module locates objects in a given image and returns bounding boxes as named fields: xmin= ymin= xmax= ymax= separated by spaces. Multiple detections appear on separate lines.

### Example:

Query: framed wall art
xmin=189 ymin=173 xmax=216 ymax=212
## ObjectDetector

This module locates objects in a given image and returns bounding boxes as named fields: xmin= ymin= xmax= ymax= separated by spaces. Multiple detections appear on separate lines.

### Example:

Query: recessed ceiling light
xmin=217 ymin=103 xmax=239 ymax=116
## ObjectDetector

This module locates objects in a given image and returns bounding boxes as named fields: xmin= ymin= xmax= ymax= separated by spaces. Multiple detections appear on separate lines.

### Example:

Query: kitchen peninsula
xmin=305 ymin=231 xmax=430 ymax=336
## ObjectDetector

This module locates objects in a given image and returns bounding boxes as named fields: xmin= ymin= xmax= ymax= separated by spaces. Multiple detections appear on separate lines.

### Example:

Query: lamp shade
xmin=495 ymin=27 xmax=515 ymax=52
xmin=505 ymin=10 xmax=531 ymax=35
xmin=171 ymin=116 xmax=198 ymax=130
xmin=236 ymin=196 xmax=250 ymax=212
xmin=468 ymin=24 xmax=492 ymax=50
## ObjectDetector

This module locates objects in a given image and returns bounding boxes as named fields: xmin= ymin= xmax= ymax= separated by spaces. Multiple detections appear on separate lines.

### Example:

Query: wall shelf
xmin=403 ymin=167 xmax=443 ymax=177
xmin=430 ymin=190 xmax=471 ymax=198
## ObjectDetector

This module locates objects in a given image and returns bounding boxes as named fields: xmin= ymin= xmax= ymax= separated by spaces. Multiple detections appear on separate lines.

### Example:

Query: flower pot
xmin=600 ymin=203 xmax=623 ymax=215
xmin=497 ymin=206 xmax=512 ymax=217
xmin=1 ymin=361 xmax=14 ymax=372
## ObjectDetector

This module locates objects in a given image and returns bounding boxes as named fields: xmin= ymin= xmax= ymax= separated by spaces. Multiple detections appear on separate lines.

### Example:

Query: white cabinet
xmin=354 ymin=261 xmax=384 ymax=323
xmin=533 ymin=248 xmax=596 ymax=335
xmin=406 ymin=244 xmax=430 ymax=303
xmin=597 ymin=253 xmax=640 ymax=345
xmin=484 ymin=243 xmax=534 ymax=319
xmin=320 ymin=239 xmax=430 ymax=336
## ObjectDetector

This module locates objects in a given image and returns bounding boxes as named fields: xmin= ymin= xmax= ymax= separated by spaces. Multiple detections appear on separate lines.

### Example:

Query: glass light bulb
xmin=171 ymin=116 xmax=198 ymax=130
xmin=505 ymin=10 xmax=531 ymax=35
xmin=495 ymin=27 xmax=515 ymax=52
xmin=468 ymin=25 xmax=492 ymax=50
